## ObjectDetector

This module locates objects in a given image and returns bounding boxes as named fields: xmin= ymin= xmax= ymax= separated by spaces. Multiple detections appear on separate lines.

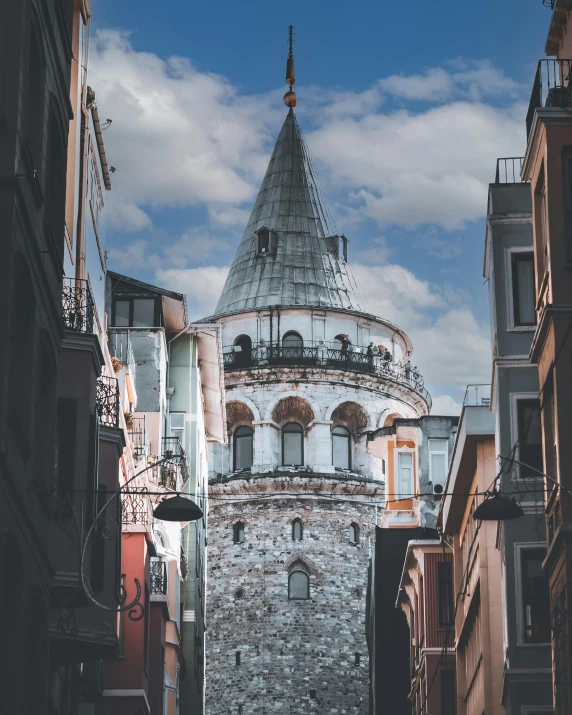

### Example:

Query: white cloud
xmin=430 ymin=394 xmax=463 ymax=416
xmin=107 ymin=239 xmax=157 ymax=271
xmin=154 ymin=266 xmax=229 ymax=319
xmin=163 ymin=229 xmax=231 ymax=266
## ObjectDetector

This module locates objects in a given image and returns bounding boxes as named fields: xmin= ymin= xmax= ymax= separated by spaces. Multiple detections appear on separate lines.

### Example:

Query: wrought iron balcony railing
xmin=160 ymin=437 xmax=190 ymax=487
xmin=494 ymin=157 xmax=526 ymax=185
xmin=61 ymin=277 xmax=95 ymax=334
xmin=223 ymin=341 xmax=431 ymax=409
xmin=122 ymin=488 xmax=153 ymax=526
xmin=526 ymin=59 xmax=572 ymax=138
xmin=96 ymin=375 xmax=120 ymax=427
xmin=150 ymin=559 xmax=167 ymax=596
xmin=127 ymin=416 xmax=150 ymax=457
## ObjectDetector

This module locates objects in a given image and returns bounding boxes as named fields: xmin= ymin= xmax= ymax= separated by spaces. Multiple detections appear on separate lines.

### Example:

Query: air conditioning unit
xmin=433 ymin=483 xmax=444 ymax=497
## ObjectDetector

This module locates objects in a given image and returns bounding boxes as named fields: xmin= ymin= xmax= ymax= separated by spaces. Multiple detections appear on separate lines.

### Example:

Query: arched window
xmin=282 ymin=422 xmax=303 ymax=466
xmin=234 ymin=426 xmax=253 ymax=470
xmin=233 ymin=335 xmax=252 ymax=367
xmin=282 ymin=331 xmax=303 ymax=358
xmin=292 ymin=519 xmax=303 ymax=541
xmin=288 ymin=571 xmax=309 ymax=600
xmin=233 ymin=522 xmax=245 ymax=544
xmin=332 ymin=425 xmax=351 ymax=470
xmin=349 ymin=523 xmax=359 ymax=545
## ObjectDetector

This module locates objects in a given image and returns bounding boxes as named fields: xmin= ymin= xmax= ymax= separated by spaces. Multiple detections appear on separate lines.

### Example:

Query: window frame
xmin=514 ymin=542 xmax=550 ymax=646
xmin=506 ymin=247 xmax=536 ymax=330
xmin=510 ymin=393 xmax=543 ymax=481
xmin=332 ymin=425 xmax=351 ymax=470
xmin=233 ymin=522 xmax=245 ymax=544
xmin=233 ymin=425 xmax=254 ymax=470
xmin=288 ymin=570 xmax=310 ymax=600
xmin=428 ymin=438 xmax=448 ymax=487
xmin=282 ymin=422 xmax=304 ymax=466
xmin=394 ymin=447 xmax=415 ymax=499
xmin=292 ymin=519 xmax=303 ymax=541
xmin=111 ymin=295 xmax=159 ymax=328
xmin=348 ymin=522 xmax=359 ymax=545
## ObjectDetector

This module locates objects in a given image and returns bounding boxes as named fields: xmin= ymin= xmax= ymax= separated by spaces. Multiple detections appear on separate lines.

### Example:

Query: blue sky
xmin=90 ymin=0 xmax=549 ymax=412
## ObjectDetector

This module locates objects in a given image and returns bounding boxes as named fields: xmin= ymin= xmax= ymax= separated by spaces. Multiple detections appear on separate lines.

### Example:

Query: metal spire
xmin=284 ymin=25 xmax=297 ymax=109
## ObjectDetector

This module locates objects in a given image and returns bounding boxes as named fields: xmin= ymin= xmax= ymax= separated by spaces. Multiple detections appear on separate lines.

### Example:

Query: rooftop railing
xmin=61 ymin=277 xmax=94 ymax=334
xmin=96 ymin=375 xmax=120 ymax=427
xmin=223 ymin=341 xmax=432 ymax=409
xmin=494 ymin=157 xmax=526 ymax=184
xmin=463 ymin=384 xmax=491 ymax=408
xmin=526 ymin=59 xmax=572 ymax=138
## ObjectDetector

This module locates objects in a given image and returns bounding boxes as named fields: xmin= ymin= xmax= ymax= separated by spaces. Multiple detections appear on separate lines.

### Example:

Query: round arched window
xmin=349 ymin=523 xmax=359 ymax=545
xmin=292 ymin=519 xmax=303 ymax=541
xmin=233 ymin=522 xmax=245 ymax=544
xmin=234 ymin=426 xmax=253 ymax=470
xmin=332 ymin=425 xmax=351 ymax=470
xmin=282 ymin=422 xmax=304 ymax=466
xmin=288 ymin=571 xmax=309 ymax=600
xmin=233 ymin=335 xmax=252 ymax=367
xmin=282 ymin=331 xmax=303 ymax=349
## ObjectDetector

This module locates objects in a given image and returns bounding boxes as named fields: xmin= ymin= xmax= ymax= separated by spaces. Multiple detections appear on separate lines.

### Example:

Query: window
xmin=112 ymin=297 xmax=156 ymax=327
xmin=257 ymin=228 xmax=270 ymax=254
xmin=521 ymin=548 xmax=550 ymax=643
xmin=440 ymin=669 xmax=456 ymax=715
xmin=381 ymin=458 xmax=386 ymax=476
xmin=235 ymin=651 xmax=241 ymax=666
xmin=282 ymin=422 xmax=303 ymax=466
xmin=288 ymin=571 xmax=309 ymax=600
xmin=292 ymin=519 xmax=303 ymax=541
xmin=517 ymin=399 xmax=542 ymax=479
xmin=349 ymin=523 xmax=359 ymax=545
xmin=282 ymin=331 xmax=303 ymax=356
xmin=536 ymin=173 xmax=549 ymax=274
xmin=170 ymin=412 xmax=185 ymax=435
xmin=234 ymin=426 xmax=253 ymax=470
xmin=437 ymin=561 xmax=454 ymax=627
xmin=332 ymin=426 xmax=351 ymax=469
xmin=233 ymin=522 xmax=245 ymax=544
xmin=354 ymin=652 xmax=360 ymax=666
xmin=512 ymin=252 xmax=536 ymax=327
xmin=340 ymin=235 xmax=348 ymax=262
xmin=232 ymin=335 xmax=252 ymax=367
xmin=429 ymin=439 xmax=448 ymax=487
xmin=396 ymin=451 xmax=414 ymax=498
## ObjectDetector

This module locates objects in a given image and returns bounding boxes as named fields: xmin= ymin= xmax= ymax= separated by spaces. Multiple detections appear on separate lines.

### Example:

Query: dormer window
xmin=256 ymin=227 xmax=276 ymax=256
xmin=340 ymin=235 xmax=348 ymax=262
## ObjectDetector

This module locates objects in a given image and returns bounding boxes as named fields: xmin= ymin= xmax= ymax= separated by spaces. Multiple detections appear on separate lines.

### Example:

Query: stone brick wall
xmin=205 ymin=479 xmax=375 ymax=714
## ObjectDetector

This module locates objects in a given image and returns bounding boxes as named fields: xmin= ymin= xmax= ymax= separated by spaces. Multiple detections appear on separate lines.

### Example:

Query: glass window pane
xmin=235 ymin=428 xmax=253 ymax=469
xmin=292 ymin=520 xmax=302 ymax=541
xmin=114 ymin=300 xmax=130 ymax=327
xmin=513 ymin=254 xmax=535 ymax=326
xmin=522 ymin=549 xmax=550 ymax=643
xmin=282 ymin=332 xmax=303 ymax=348
xmin=398 ymin=452 xmax=413 ymax=497
xmin=132 ymin=298 xmax=155 ymax=327
xmin=289 ymin=571 xmax=309 ymax=599
xmin=283 ymin=423 xmax=303 ymax=465
xmin=349 ymin=524 xmax=358 ymax=544
xmin=430 ymin=453 xmax=447 ymax=484
xmin=333 ymin=432 xmax=350 ymax=469
xmin=518 ymin=400 xmax=542 ymax=478
xmin=234 ymin=523 xmax=245 ymax=543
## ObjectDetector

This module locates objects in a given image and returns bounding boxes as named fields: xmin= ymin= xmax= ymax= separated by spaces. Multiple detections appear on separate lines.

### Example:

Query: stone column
xmin=309 ymin=420 xmax=334 ymax=473
xmin=252 ymin=420 xmax=279 ymax=472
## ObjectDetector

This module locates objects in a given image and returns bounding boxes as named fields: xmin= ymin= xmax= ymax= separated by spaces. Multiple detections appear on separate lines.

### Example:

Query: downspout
xmin=75 ymin=85 xmax=93 ymax=280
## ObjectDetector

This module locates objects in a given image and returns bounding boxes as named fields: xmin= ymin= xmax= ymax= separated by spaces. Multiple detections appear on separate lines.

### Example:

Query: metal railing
xmin=494 ymin=157 xmax=526 ymax=184
xmin=122 ymin=487 xmax=153 ymax=526
xmin=223 ymin=341 xmax=431 ymax=409
xmin=96 ymin=375 xmax=120 ymax=427
xmin=108 ymin=330 xmax=137 ymax=380
xmin=127 ymin=416 xmax=149 ymax=457
xmin=150 ymin=559 xmax=167 ymax=596
xmin=61 ymin=277 xmax=95 ymax=334
xmin=463 ymin=384 xmax=491 ymax=408
xmin=160 ymin=437 xmax=190 ymax=487
xmin=526 ymin=59 xmax=572 ymax=138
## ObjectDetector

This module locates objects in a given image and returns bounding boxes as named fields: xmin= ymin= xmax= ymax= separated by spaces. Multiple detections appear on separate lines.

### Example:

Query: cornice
xmin=61 ymin=332 xmax=104 ymax=373
xmin=523 ymin=109 xmax=572 ymax=180
xmin=529 ymin=304 xmax=572 ymax=363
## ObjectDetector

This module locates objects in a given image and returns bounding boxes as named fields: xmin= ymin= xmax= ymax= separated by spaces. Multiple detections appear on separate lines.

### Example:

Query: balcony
xmin=122 ymin=488 xmax=153 ymax=526
xmin=463 ymin=384 xmax=491 ymax=407
xmin=96 ymin=375 xmax=120 ymax=428
xmin=223 ymin=341 xmax=432 ymax=409
xmin=526 ymin=59 xmax=572 ymax=138
xmin=494 ymin=157 xmax=526 ymax=184
xmin=108 ymin=329 xmax=137 ymax=379
xmin=143 ymin=437 xmax=190 ymax=489
xmin=128 ymin=415 xmax=150 ymax=457
xmin=61 ymin=277 xmax=95 ymax=334
xmin=150 ymin=559 xmax=168 ymax=596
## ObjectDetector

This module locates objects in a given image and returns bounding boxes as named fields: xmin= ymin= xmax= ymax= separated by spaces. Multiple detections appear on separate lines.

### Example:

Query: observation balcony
xmin=526 ymin=59 xmax=572 ymax=138
xmin=61 ymin=277 xmax=95 ymax=334
xmin=223 ymin=341 xmax=432 ymax=409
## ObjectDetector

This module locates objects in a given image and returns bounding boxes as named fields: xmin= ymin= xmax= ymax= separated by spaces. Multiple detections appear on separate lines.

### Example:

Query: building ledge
xmin=529 ymin=304 xmax=572 ymax=363
xmin=61 ymin=331 xmax=104 ymax=374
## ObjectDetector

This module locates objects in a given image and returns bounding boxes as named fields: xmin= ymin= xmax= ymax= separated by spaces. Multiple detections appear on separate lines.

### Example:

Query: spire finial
xmin=284 ymin=25 xmax=297 ymax=109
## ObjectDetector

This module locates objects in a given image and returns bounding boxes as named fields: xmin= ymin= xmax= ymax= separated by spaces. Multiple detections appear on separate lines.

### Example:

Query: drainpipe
xmin=75 ymin=86 xmax=94 ymax=280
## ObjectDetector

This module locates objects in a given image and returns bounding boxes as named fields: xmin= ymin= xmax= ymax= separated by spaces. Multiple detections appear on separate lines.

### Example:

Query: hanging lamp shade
xmin=473 ymin=492 xmax=524 ymax=521
xmin=153 ymin=494 xmax=203 ymax=523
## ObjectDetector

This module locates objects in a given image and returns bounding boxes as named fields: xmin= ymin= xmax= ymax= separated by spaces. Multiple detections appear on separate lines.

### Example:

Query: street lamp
xmin=473 ymin=489 xmax=524 ymax=521
xmin=153 ymin=493 xmax=203 ymax=522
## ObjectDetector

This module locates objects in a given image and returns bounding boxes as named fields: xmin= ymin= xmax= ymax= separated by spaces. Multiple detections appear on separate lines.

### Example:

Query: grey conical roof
xmin=214 ymin=110 xmax=361 ymax=315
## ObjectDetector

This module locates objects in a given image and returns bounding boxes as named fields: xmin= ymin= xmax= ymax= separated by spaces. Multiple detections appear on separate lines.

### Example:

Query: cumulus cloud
xmin=430 ymin=394 xmax=463 ymax=416
xmin=107 ymin=239 xmax=158 ymax=271
xmin=106 ymin=200 xmax=153 ymax=232
xmin=154 ymin=266 xmax=229 ymax=319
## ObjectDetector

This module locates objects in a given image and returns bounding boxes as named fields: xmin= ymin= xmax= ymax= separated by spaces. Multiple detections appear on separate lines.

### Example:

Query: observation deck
xmin=222 ymin=340 xmax=431 ymax=410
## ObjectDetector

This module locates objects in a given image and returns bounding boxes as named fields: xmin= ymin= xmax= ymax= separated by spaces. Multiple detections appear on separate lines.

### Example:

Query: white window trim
xmin=428 ymin=438 xmax=448 ymax=485
xmin=394 ymin=447 xmax=415 ymax=500
xmin=510 ymin=392 xmax=542 ymax=482
xmin=505 ymin=246 xmax=536 ymax=332
xmin=514 ymin=542 xmax=550 ymax=647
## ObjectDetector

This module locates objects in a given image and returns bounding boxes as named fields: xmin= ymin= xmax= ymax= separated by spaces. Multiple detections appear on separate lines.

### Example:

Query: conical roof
xmin=214 ymin=110 xmax=361 ymax=316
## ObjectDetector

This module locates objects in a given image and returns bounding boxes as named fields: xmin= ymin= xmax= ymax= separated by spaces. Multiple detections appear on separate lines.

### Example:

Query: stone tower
xmin=202 ymin=48 xmax=431 ymax=713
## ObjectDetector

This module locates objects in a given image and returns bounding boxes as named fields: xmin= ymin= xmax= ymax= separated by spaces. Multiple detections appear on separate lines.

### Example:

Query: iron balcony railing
xmin=494 ymin=157 xmax=526 ymax=185
xmin=526 ymin=59 xmax=572 ymax=138
xmin=223 ymin=342 xmax=431 ymax=409
xmin=150 ymin=559 xmax=168 ymax=596
xmin=161 ymin=437 xmax=190 ymax=487
xmin=122 ymin=488 xmax=153 ymax=526
xmin=127 ymin=416 xmax=150 ymax=457
xmin=96 ymin=375 xmax=120 ymax=427
xmin=463 ymin=383 xmax=491 ymax=408
xmin=61 ymin=277 xmax=95 ymax=334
